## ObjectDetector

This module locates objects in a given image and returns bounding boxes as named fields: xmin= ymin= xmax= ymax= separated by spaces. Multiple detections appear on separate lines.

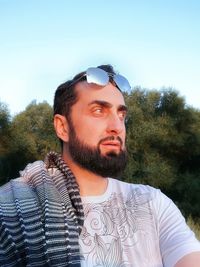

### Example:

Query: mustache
xmin=98 ymin=136 xmax=123 ymax=146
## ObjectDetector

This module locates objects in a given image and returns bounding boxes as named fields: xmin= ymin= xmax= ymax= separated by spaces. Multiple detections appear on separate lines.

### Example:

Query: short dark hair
xmin=54 ymin=64 xmax=116 ymax=117
xmin=53 ymin=64 xmax=117 ymax=146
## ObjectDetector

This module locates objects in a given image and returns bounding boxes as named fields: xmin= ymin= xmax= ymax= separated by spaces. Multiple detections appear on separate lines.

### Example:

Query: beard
xmin=67 ymin=119 xmax=128 ymax=178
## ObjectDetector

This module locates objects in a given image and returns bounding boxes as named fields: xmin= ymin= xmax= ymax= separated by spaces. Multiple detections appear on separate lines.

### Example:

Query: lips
xmin=100 ymin=141 xmax=121 ymax=150
xmin=101 ymin=141 xmax=121 ymax=146
xmin=99 ymin=136 xmax=123 ymax=152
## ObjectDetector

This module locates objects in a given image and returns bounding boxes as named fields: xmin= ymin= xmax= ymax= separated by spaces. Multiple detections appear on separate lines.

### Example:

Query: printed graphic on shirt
xmin=80 ymin=188 xmax=162 ymax=267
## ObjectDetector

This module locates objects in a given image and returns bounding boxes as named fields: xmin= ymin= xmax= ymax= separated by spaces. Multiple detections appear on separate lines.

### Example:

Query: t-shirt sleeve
xmin=151 ymin=188 xmax=200 ymax=267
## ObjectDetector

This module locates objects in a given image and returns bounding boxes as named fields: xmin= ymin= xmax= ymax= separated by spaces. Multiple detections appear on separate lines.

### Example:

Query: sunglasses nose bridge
xmin=111 ymin=75 xmax=122 ymax=91
xmin=109 ymin=77 xmax=120 ymax=91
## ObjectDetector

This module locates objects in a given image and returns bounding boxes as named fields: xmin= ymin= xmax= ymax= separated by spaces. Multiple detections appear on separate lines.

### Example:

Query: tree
xmin=123 ymin=88 xmax=200 ymax=219
xmin=123 ymin=88 xmax=177 ymax=189
xmin=0 ymin=101 xmax=11 ymax=154
xmin=0 ymin=101 xmax=59 ymax=184
xmin=0 ymin=101 xmax=12 ymax=184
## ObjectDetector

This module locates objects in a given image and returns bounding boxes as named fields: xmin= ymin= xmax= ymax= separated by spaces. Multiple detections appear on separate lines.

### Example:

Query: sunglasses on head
xmin=69 ymin=67 xmax=131 ymax=92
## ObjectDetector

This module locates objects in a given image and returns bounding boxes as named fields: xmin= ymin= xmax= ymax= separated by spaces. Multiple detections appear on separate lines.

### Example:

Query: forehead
xmin=74 ymin=81 xmax=125 ymax=107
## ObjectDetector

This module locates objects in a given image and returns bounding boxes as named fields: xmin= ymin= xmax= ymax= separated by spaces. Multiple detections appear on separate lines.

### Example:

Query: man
xmin=0 ymin=65 xmax=200 ymax=267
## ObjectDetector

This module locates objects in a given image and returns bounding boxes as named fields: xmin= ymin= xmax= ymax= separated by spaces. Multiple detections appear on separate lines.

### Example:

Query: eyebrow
xmin=88 ymin=100 xmax=128 ymax=112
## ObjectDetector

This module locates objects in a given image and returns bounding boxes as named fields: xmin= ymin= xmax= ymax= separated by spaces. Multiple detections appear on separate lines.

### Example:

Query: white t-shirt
xmin=80 ymin=178 xmax=200 ymax=267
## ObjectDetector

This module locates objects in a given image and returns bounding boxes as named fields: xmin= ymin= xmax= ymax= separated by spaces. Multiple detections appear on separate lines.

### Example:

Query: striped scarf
xmin=0 ymin=152 xmax=84 ymax=267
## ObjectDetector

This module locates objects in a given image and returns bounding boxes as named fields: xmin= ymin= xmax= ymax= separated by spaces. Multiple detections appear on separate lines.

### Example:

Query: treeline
xmin=0 ymin=88 xmax=200 ymax=221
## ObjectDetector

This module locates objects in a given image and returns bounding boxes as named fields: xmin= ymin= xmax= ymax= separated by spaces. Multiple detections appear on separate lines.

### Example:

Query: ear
xmin=54 ymin=114 xmax=69 ymax=142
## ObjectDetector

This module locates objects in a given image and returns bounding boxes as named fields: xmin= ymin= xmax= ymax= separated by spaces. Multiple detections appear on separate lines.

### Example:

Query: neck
xmin=62 ymin=152 xmax=108 ymax=197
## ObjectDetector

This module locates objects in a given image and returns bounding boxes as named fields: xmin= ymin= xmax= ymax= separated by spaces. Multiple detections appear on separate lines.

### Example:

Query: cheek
xmin=74 ymin=120 xmax=103 ymax=144
xmin=121 ymin=131 xmax=126 ymax=148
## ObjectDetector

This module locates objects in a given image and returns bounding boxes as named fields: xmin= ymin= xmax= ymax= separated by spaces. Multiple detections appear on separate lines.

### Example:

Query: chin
xmin=105 ymin=151 xmax=119 ymax=157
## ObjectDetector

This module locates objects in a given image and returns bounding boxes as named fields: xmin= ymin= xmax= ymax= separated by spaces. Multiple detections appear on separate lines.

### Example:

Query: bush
xmin=187 ymin=216 xmax=200 ymax=241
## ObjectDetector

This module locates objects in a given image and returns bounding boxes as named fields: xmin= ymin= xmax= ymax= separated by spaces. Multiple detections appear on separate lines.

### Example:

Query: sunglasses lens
xmin=114 ymin=74 xmax=131 ymax=92
xmin=86 ymin=68 xmax=109 ymax=86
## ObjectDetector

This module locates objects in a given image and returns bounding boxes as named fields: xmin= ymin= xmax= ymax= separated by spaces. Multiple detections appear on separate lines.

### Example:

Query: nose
xmin=106 ymin=113 xmax=125 ymax=135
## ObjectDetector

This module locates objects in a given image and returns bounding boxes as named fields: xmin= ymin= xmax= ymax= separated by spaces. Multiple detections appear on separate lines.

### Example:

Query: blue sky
xmin=0 ymin=0 xmax=200 ymax=115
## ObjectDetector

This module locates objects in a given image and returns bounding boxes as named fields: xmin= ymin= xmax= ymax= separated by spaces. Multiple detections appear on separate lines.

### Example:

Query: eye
xmin=94 ymin=108 xmax=103 ymax=113
xmin=92 ymin=106 xmax=105 ymax=116
xmin=94 ymin=107 xmax=103 ymax=113
xmin=118 ymin=110 xmax=127 ymax=120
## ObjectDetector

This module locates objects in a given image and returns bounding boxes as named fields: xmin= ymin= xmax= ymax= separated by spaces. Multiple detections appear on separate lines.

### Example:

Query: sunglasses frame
xmin=69 ymin=67 xmax=131 ymax=92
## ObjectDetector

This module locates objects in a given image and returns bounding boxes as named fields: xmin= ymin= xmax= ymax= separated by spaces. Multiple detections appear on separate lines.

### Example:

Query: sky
xmin=0 ymin=0 xmax=200 ymax=116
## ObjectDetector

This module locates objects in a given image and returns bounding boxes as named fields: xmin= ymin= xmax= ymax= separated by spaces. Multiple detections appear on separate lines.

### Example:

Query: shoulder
xmin=110 ymin=178 xmax=187 ymax=216
xmin=110 ymin=179 xmax=200 ymax=266
xmin=108 ymin=178 xmax=184 ymax=220
xmin=110 ymin=177 xmax=158 ymax=193
xmin=19 ymin=160 xmax=46 ymax=182
xmin=0 ymin=160 xmax=46 ymax=202
xmin=109 ymin=178 xmax=161 ymax=204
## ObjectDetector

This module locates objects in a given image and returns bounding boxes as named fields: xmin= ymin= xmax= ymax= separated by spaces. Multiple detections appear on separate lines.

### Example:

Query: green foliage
xmin=11 ymin=101 xmax=58 ymax=157
xmin=172 ymin=172 xmax=200 ymax=218
xmin=187 ymin=216 xmax=200 ymax=240
xmin=0 ymin=101 xmax=59 ymax=185
xmin=0 ymin=101 xmax=12 ymax=182
xmin=123 ymin=88 xmax=200 ymax=219
xmin=123 ymin=89 xmax=178 ymax=189
xmin=0 ymin=101 xmax=11 ymax=154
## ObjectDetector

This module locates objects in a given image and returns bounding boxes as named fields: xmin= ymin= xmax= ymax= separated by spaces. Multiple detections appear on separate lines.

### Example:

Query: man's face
xmin=66 ymin=81 xmax=128 ymax=177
